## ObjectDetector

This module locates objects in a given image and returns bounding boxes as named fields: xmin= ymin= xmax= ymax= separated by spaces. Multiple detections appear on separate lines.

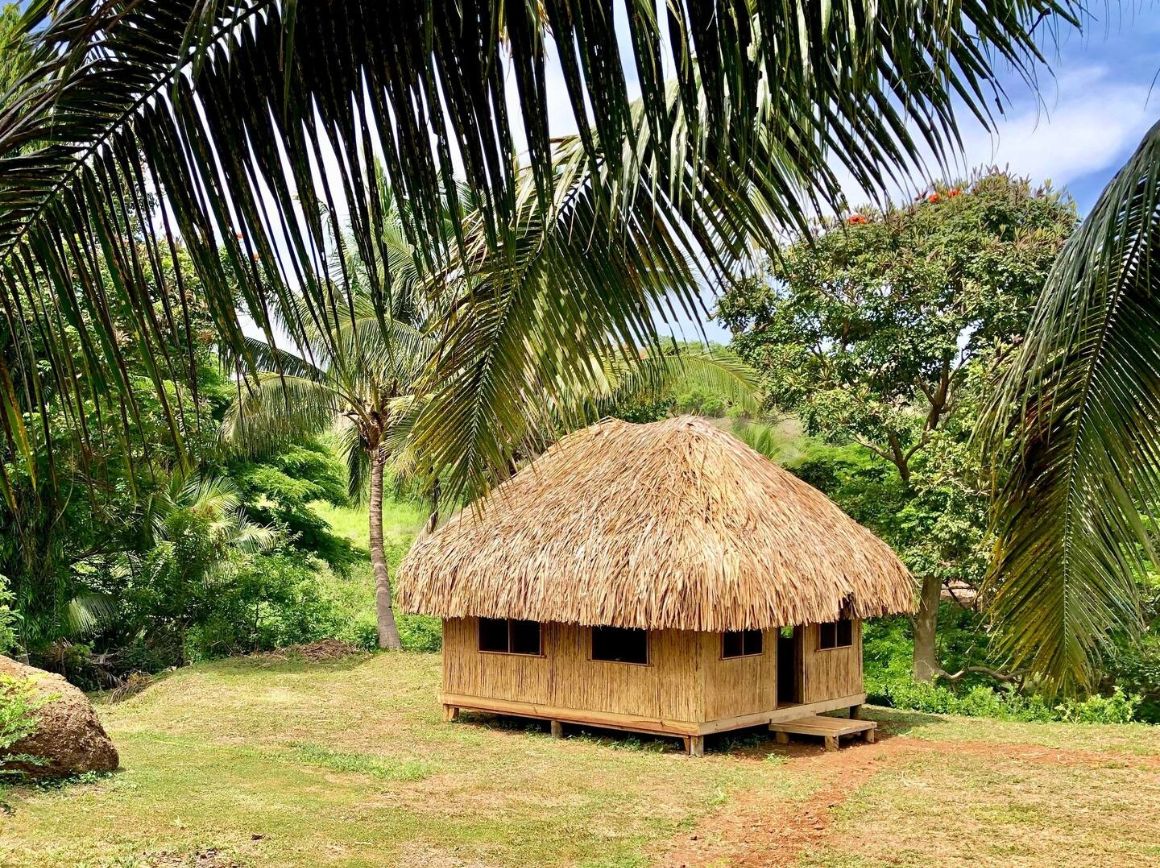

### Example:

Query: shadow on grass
xmin=864 ymin=705 xmax=952 ymax=736
xmin=452 ymin=706 xmax=944 ymax=758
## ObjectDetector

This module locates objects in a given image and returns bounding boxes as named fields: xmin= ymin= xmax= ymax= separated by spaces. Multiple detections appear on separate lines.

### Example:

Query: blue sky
xmin=958 ymin=6 xmax=1160 ymax=213
xmin=683 ymin=6 xmax=1160 ymax=340
xmin=241 ymin=6 xmax=1160 ymax=346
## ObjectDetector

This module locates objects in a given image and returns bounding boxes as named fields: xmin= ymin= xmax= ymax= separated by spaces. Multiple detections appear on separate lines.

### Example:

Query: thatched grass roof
xmin=398 ymin=416 xmax=914 ymax=631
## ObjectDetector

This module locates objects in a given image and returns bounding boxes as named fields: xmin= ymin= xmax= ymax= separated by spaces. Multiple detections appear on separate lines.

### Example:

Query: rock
xmin=0 ymin=654 xmax=119 ymax=779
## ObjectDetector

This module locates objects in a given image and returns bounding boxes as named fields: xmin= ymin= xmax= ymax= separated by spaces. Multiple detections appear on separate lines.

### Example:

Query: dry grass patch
xmin=1 ymin=653 xmax=1157 ymax=867
xmin=806 ymin=748 xmax=1160 ymax=866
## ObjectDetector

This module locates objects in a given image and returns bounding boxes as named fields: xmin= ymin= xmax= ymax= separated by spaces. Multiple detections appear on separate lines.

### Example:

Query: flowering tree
xmin=719 ymin=171 xmax=1077 ymax=680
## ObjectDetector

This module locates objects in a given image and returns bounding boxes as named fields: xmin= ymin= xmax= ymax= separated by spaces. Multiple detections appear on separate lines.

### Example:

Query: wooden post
xmin=824 ymin=735 xmax=838 ymax=752
xmin=865 ymin=728 xmax=876 ymax=744
xmin=442 ymin=704 xmax=459 ymax=722
xmin=849 ymin=704 xmax=862 ymax=720
xmin=774 ymin=731 xmax=789 ymax=746
xmin=686 ymin=736 xmax=705 ymax=757
xmin=550 ymin=720 xmax=564 ymax=738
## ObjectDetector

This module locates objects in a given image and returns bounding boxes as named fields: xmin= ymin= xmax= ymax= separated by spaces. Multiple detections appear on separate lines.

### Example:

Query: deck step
xmin=768 ymin=714 xmax=877 ymax=750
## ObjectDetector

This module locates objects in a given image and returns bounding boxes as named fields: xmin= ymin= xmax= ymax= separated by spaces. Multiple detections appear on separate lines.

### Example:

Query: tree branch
xmin=935 ymin=665 xmax=1024 ymax=687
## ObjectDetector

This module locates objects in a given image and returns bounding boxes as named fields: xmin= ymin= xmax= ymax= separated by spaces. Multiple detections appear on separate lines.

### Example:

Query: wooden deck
xmin=768 ymin=714 xmax=877 ymax=751
xmin=441 ymin=692 xmax=868 ymax=755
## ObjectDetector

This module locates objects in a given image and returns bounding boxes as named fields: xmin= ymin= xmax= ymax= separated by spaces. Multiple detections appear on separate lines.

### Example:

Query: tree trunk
xmin=370 ymin=453 xmax=403 ymax=650
xmin=426 ymin=476 xmax=440 ymax=534
xmin=912 ymin=574 xmax=941 ymax=682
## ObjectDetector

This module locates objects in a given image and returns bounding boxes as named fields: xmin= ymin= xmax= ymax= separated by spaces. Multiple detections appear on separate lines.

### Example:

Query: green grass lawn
xmin=2 ymin=653 xmax=1158 ymax=867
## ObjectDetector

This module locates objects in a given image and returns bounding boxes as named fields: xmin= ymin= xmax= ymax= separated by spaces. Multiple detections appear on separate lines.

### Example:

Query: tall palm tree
xmin=222 ymin=240 xmax=436 ymax=649
xmin=984 ymin=119 xmax=1160 ymax=692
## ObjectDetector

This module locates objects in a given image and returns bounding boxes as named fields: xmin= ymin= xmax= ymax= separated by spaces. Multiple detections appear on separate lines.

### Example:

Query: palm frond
xmin=982 ymin=119 xmax=1160 ymax=692
xmin=0 ymin=0 xmax=1079 ymax=505
xmin=631 ymin=346 xmax=760 ymax=415
xmin=223 ymin=336 xmax=327 ymax=383
xmin=334 ymin=420 xmax=370 ymax=504
xmin=65 ymin=590 xmax=118 ymax=636
xmin=568 ymin=344 xmax=760 ymax=422
xmin=221 ymin=372 xmax=341 ymax=457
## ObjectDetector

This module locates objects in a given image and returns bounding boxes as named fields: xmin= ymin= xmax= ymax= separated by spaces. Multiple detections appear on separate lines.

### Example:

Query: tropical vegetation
xmin=0 ymin=0 xmax=1151 ymax=733
xmin=720 ymin=171 xmax=1077 ymax=683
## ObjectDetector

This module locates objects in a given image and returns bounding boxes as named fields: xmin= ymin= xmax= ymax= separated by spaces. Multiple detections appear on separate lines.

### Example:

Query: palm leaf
xmin=983 ymin=119 xmax=1160 ymax=692
xmin=221 ymin=372 xmax=342 ymax=457
xmin=0 ymin=0 xmax=1079 ymax=505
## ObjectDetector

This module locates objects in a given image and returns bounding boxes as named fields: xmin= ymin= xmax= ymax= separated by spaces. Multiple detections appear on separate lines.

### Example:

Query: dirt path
xmin=657 ymin=734 xmax=1160 ymax=867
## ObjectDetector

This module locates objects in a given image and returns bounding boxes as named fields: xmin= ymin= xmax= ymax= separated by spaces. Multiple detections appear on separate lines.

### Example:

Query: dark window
xmin=722 ymin=629 xmax=763 ymax=658
xmin=509 ymin=619 xmax=542 ymax=655
xmin=591 ymin=627 xmax=649 ymax=664
xmin=478 ymin=617 xmax=510 ymax=652
xmin=478 ymin=618 xmax=541 ymax=655
xmin=819 ymin=619 xmax=854 ymax=650
xmin=838 ymin=619 xmax=853 ymax=647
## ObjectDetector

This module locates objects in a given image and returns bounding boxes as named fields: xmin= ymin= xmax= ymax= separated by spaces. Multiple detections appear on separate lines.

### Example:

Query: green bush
xmin=0 ymin=675 xmax=47 ymax=775
xmin=185 ymin=552 xmax=347 ymax=660
xmin=870 ymin=677 xmax=1142 ymax=724
xmin=0 ymin=576 xmax=18 ymax=656
xmin=1054 ymin=688 xmax=1141 ymax=725
xmin=397 ymin=613 xmax=442 ymax=652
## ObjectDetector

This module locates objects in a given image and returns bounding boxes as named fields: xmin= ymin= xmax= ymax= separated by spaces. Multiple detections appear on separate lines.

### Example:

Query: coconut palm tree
xmin=221 ymin=215 xmax=437 ymax=649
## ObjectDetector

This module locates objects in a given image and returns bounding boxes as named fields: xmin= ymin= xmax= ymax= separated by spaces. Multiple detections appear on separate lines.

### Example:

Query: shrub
xmin=871 ymin=677 xmax=1143 ymax=724
xmin=0 ymin=675 xmax=47 ymax=775
xmin=0 ymin=576 xmax=18 ymax=656
xmin=397 ymin=614 xmax=441 ymax=653
xmin=1054 ymin=688 xmax=1141 ymax=725
xmin=185 ymin=552 xmax=346 ymax=660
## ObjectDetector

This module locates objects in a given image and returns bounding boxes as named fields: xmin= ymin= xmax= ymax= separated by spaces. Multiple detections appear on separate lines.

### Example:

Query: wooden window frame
xmin=817 ymin=619 xmax=854 ymax=651
xmin=589 ymin=626 xmax=651 ymax=666
xmin=721 ymin=629 xmax=764 ymax=659
xmin=476 ymin=617 xmax=543 ymax=657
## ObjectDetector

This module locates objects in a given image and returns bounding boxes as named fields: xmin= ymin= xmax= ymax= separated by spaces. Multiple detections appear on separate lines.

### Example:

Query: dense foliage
xmin=721 ymin=172 xmax=1077 ymax=682
xmin=0 ymin=234 xmax=429 ymax=685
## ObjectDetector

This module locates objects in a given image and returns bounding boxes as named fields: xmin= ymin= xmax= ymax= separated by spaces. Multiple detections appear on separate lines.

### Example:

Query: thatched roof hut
xmin=399 ymin=416 xmax=914 ymax=755
xmin=399 ymin=415 xmax=913 ymax=630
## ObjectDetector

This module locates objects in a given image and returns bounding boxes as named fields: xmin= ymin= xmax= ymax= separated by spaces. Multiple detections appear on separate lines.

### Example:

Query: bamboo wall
xmin=442 ymin=618 xmax=862 ymax=725
xmin=796 ymin=620 xmax=864 ymax=704
xmin=701 ymin=629 xmax=778 ymax=719
xmin=443 ymin=619 xmax=704 ymax=721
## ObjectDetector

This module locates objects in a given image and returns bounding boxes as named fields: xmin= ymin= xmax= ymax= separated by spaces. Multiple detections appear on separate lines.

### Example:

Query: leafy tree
xmin=0 ymin=0 xmax=1075 ymax=511
xmin=226 ymin=440 xmax=360 ymax=571
xmin=719 ymin=172 xmax=1076 ymax=681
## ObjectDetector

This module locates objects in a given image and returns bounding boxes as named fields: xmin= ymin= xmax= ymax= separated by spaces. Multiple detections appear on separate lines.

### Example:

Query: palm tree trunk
xmin=912 ymin=574 xmax=941 ymax=681
xmin=369 ymin=452 xmax=403 ymax=650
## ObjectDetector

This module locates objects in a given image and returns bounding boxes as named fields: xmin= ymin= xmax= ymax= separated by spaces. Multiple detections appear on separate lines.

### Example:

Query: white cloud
xmin=831 ymin=64 xmax=1154 ymax=209
xmin=956 ymin=65 xmax=1152 ymax=189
